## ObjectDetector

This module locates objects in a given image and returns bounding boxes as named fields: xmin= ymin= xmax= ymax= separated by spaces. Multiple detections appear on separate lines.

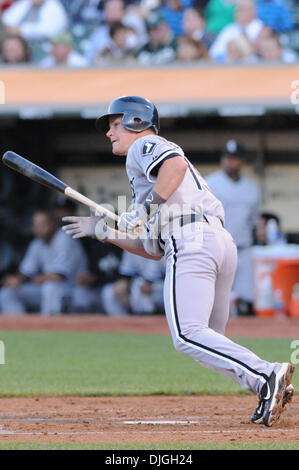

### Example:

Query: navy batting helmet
xmin=95 ymin=95 xmax=160 ymax=135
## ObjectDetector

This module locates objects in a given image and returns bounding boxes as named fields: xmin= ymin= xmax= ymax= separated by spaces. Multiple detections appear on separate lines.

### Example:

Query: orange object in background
xmin=253 ymin=257 xmax=276 ymax=317
xmin=289 ymin=283 xmax=299 ymax=318
xmin=252 ymin=246 xmax=299 ymax=318
xmin=272 ymin=260 xmax=299 ymax=316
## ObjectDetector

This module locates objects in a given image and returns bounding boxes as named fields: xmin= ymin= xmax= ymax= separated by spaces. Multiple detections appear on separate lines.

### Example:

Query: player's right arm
xmin=62 ymin=215 xmax=163 ymax=261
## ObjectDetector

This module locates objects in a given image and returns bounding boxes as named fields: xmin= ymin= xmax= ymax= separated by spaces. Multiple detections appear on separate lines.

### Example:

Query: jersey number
xmin=143 ymin=142 xmax=156 ymax=155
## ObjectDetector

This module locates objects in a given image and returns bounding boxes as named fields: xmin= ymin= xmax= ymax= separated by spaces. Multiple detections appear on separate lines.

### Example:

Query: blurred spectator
xmin=40 ymin=31 xmax=89 ymax=67
xmin=0 ymin=211 xmax=15 ymax=279
xmin=252 ymin=23 xmax=275 ymax=52
xmin=254 ymin=212 xmax=287 ymax=246
xmin=206 ymin=140 xmax=261 ymax=316
xmin=71 ymin=238 xmax=122 ymax=313
xmin=86 ymin=0 xmax=147 ymax=63
xmin=182 ymin=7 xmax=216 ymax=50
xmin=257 ymin=33 xmax=297 ymax=63
xmin=94 ymin=21 xmax=138 ymax=64
xmin=101 ymin=250 xmax=165 ymax=315
xmin=53 ymin=195 xmax=77 ymax=225
xmin=60 ymin=0 xmax=102 ymax=26
xmin=256 ymin=0 xmax=293 ymax=34
xmin=55 ymin=197 xmax=122 ymax=313
xmin=136 ymin=11 xmax=176 ymax=65
xmin=225 ymin=35 xmax=258 ymax=63
xmin=0 ymin=32 xmax=31 ymax=62
xmin=204 ymin=0 xmax=236 ymax=35
xmin=0 ymin=210 xmax=88 ymax=315
xmin=176 ymin=35 xmax=210 ymax=61
xmin=159 ymin=0 xmax=193 ymax=37
xmin=0 ymin=239 xmax=14 ymax=277
xmin=2 ymin=0 xmax=68 ymax=41
xmin=140 ymin=0 xmax=161 ymax=10
xmin=210 ymin=0 xmax=264 ymax=62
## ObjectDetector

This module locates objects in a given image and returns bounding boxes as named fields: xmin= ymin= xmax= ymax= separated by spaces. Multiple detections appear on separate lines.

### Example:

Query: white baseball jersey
xmin=126 ymin=134 xmax=225 ymax=229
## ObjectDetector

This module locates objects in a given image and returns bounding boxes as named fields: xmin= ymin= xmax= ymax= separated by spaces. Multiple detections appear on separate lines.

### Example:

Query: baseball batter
xmin=62 ymin=96 xmax=294 ymax=426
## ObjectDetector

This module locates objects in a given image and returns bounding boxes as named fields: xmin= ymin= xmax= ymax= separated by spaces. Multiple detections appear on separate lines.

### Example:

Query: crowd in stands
xmin=0 ymin=0 xmax=297 ymax=66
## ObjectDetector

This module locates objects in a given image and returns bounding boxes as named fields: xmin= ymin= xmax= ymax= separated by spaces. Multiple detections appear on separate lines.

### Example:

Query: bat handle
xmin=64 ymin=187 xmax=119 ymax=222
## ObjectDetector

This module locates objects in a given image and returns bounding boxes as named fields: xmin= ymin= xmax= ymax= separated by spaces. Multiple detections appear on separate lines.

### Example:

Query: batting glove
xmin=117 ymin=208 xmax=147 ymax=236
xmin=62 ymin=215 xmax=110 ymax=241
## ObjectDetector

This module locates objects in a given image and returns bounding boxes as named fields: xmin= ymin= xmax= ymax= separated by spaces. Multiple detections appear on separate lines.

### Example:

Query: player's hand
xmin=118 ymin=208 xmax=147 ymax=235
xmin=62 ymin=214 xmax=111 ymax=241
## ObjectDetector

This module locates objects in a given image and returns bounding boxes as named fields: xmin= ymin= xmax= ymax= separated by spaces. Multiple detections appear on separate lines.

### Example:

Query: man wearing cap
xmin=40 ymin=31 xmax=88 ymax=67
xmin=136 ymin=12 xmax=177 ymax=65
xmin=206 ymin=140 xmax=261 ymax=316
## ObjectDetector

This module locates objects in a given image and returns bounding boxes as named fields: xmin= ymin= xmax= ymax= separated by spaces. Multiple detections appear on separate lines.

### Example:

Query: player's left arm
xmin=152 ymin=156 xmax=188 ymax=200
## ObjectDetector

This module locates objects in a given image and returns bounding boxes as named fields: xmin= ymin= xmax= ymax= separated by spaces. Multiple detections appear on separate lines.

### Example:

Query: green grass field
xmin=0 ymin=331 xmax=297 ymax=396
xmin=0 ymin=330 xmax=297 ymax=450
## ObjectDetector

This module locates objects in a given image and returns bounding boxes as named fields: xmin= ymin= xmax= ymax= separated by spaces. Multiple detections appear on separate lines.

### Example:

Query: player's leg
xmin=163 ymin=226 xmax=274 ymax=396
xmin=208 ymin=228 xmax=294 ymax=425
xmin=208 ymin=271 xmax=232 ymax=335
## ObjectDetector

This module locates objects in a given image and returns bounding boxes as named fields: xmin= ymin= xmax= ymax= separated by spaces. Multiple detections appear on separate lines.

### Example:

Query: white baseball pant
xmin=162 ymin=217 xmax=274 ymax=395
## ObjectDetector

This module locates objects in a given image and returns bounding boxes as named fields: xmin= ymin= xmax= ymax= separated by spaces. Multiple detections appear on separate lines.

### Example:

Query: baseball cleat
xmin=251 ymin=363 xmax=295 ymax=426
xmin=251 ymin=383 xmax=294 ymax=424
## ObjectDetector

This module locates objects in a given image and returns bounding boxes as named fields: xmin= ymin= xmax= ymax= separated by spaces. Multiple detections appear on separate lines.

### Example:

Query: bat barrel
xmin=2 ymin=150 xmax=118 ymax=223
xmin=2 ymin=151 xmax=67 ymax=194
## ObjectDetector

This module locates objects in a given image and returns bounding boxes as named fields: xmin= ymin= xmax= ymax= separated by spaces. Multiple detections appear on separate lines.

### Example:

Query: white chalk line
xmin=0 ymin=413 xmax=294 ymax=427
xmin=0 ymin=428 xmax=296 ymax=436
xmin=0 ymin=416 xmax=239 ymax=426
xmin=124 ymin=420 xmax=204 ymax=425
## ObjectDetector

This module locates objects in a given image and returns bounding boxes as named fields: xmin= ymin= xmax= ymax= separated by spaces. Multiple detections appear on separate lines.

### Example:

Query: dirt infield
xmin=0 ymin=396 xmax=298 ymax=444
xmin=0 ymin=314 xmax=299 ymax=338
xmin=0 ymin=315 xmax=298 ymax=445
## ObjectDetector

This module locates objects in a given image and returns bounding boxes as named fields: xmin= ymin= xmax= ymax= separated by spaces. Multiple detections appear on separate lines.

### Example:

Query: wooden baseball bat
xmin=2 ymin=151 xmax=119 ymax=222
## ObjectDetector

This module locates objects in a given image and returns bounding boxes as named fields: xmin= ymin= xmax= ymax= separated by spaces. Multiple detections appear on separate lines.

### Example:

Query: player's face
xmin=106 ymin=116 xmax=138 ymax=156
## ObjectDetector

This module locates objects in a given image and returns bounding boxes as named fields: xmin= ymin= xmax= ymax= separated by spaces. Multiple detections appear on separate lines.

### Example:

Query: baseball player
xmin=62 ymin=96 xmax=294 ymax=426
xmin=205 ymin=141 xmax=261 ymax=316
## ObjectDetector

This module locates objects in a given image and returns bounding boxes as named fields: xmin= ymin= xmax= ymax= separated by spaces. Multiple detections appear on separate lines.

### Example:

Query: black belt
xmin=158 ymin=215 xmax=223 ymax=248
